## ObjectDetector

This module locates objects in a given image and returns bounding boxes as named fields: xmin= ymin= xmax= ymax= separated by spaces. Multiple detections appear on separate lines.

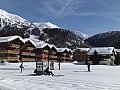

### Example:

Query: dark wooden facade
xmin=21 ymin=40 xmax=35 ymax=62
xmin=35 ymin=45 xmax=50 ymax=61
xmin=57 ymin=48 xmax=73 ymax=63
xmin=73 ymin=48 xmax=89 ymax=64
xmin=0 ymin=36 xmax=73 ymax=63
xmin=49 ymin=46 xmax=57 ymax=62
xmin=0 ymin=38 xmax=24 ymax=62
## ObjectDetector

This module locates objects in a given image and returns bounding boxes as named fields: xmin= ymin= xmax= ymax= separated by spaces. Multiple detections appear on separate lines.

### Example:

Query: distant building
xmin=87 ymin=47 xmax=116 ymax=65
xmin=57 ymin=48 xmax=73 ymax=62
xmin=73 ymin=48 xmax=90 ymax=64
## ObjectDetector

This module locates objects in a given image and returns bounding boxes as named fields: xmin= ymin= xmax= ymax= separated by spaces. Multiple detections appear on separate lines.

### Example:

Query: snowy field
xmin=0 ymin=62 xmax=120 ymax=90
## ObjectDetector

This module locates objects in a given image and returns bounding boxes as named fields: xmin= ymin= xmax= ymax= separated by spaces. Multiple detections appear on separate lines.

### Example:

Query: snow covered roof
xmin=48 ymin=44 xmax=57 ymax=51
xmin=87 ymin=47 xmax=115 ymax=55
xmin=23 ymin=38 xmax=36 ymax=47
xmin=35 ymin=43 xmax=49 ymax=49
xmin=57 ymin=48 xmax=72 ymax=53
xmin=73 ymin=48 xmax=90 ymax=52
xmin=57 ymin=48 xmax=67 ymax=52
xmin=0 ymin=35 xmax=24 ymax=43
xmin=115 ymin=49 xmax=120 ymax=53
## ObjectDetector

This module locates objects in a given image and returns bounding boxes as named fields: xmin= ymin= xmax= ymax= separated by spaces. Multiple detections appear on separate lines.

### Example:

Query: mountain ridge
xmin=85 ymin=31 xmax=120 ymax=48
xmin=0 ymin=9 xmax=89 ymax=48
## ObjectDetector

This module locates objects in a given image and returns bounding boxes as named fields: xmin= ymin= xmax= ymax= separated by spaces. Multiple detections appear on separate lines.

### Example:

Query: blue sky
xmin=0 ymin=0 xmax=120 ymax=35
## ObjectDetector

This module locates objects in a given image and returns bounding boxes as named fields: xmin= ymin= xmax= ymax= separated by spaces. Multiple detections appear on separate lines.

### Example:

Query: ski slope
xmin=0 ymin=62 xmax=120 ymax=90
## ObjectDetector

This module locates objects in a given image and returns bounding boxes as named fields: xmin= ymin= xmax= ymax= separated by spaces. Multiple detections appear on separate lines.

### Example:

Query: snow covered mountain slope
xmin=34 ymin=22 xmax=59 ymax=31
xmin=0 ymin=9 xmax=31 ymax=28
xmin=73 ymin=30 xmax=89 ymax=40
xmin=0 ymin=9 xmax=90 ymax=48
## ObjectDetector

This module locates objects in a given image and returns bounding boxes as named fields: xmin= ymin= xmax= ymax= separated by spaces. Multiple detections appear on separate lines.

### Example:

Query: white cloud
xmin=42 ymin=0 xmax=120 ymax=23
xmin=43 ymin=0 xmax=88 ymax=16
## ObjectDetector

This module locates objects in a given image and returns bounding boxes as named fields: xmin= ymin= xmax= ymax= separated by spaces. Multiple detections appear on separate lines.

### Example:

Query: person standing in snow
xmin=19 ymin=62 xmax=24 ymax=73
xmin=50 ymin=61 xmax=54 ymax=70
xmin=87 ymin=62 xmax=90 ymax=72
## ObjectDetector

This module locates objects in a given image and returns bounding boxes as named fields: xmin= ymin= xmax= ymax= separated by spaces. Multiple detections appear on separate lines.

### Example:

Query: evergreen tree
xmin=92 ymin=50 xmax=100 ymax=65
xmin=114 ymin=54 xmax=120 ymax=65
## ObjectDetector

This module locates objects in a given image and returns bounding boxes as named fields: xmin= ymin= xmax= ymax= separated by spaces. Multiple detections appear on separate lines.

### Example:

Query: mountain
xmin=40 ymin=28 xmax=89 ymax=48
xmin=34 ymin=22 xmax=59 ymax=31
xmin=0 ymin=9 xmax=31 ymax=29
xmin=85 ymin=31 xmax=120 ymax=48
xmin=73 ymin=30 xmax=89 ymax=40
xmin=0 ymin=9 xmax=89 ymax=48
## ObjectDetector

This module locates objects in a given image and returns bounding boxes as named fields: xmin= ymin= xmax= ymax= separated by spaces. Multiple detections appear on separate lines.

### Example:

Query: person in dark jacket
xmin=19 ymin=63 xmax=24 ymax=73
xmin=44 ymin=67 xmax=54 ymax=76
xmin=87 ymin=62 xmax=90 ymax=72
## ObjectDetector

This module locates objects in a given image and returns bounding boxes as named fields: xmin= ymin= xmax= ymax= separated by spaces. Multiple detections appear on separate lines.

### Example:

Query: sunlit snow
xmin=0 ymin=62 xmax=120 ymax=90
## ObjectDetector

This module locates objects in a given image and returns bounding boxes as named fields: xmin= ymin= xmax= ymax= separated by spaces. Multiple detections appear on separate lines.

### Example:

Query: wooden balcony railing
xmin=0 ymin=57 xmax=19 ymax=61
xmin=9 ymin=44 xmax=20 ymax=48
xmin=42 ymin=50 xmax=49 ymax=53
xmin=7 ymin=57 xmax=19 ymax=61
xmin=24 ymin=47 xmax=34 ymax=50
xmin=35 ymin=54 xmax=48 ymax=58
xmin=22 ymin=58 xmax=35 ymax=61
xmin=50 ymin=52 xmax=56 ymax=54
xmin=22 ymin=52 xmax=35 ymax=56
xmin=8 ymin=50 xmax=19 ymax=54
xmin=49 ymin=55 xmax=57 ymax=59
xmin=0 ymin=50 xmax=19 ymax=54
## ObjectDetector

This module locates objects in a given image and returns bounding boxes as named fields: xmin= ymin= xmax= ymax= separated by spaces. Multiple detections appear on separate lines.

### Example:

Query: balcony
xmin=0 ymin=57 xmax=19 ymax=61
xmin=22 ymin=52 xmax=35 ymax=56
xmin=9 ymin=44 xmax=20 ymax=48
xmin=42 ymin=50 xmax=49 ymax=53
xmin=8 ymin=50 xmax=19 ymax=54
xmin=8 ymin=57 xmax=19 ymax=61
xmin=24 ymin=47 xmax=34 ymax=50
xmin=50 ymin=51 xmax=56 ymax=54
xmin=35 ymin=54 xmax=48 ymax=58
xmin=22 ymin=58 xmax=35 ymax=61
xmin=49 ymin=55 xmax=57 ymax=59
xmin=0 ymin=50 xmax=19 ymax=54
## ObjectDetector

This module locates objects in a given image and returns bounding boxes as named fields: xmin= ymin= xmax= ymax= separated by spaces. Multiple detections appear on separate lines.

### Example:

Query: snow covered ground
xmin=0 ymin=62 xmax=120 ymax=90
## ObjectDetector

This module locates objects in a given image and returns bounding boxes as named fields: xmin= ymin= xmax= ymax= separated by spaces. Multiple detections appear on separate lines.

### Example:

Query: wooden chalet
xmin=57 ymin=48 xmax=73 ymax=62
xmin=21 ymin=39 xmax=36 ymax=62
xmin=87 ymin=47 xmax=116 ymax=65
xmin=35 ymin=43 xmax=50 ymax=61
xmin=48 ymin=45 xmax=57 ymax=62
xmin=73 ymin=48 xmax=90 ymax=64
xmin=0 ymin=36 xmax=24 ymax=62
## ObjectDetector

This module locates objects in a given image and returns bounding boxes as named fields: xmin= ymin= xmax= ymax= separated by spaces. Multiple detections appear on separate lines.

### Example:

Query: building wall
xmin=21 ymin=41 xmax=35 ymax=62
xmin=57 ymin=51 xmax=73 ymax=63
xmin=73 ymin=49 xmax=88 ymax=64
xmin=0 ymin=39 xmax=22 ymax=62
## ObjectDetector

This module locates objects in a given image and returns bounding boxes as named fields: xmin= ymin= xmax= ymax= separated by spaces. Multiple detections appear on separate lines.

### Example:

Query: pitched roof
xmin=87 ymin=47 xmax=115 ymax=55
xmin=48 ymin=44 xmax=57 ymax=51
xmin=57 ymin=48 xmax=72 ymax=53
xmin=73 ymin=48 xmax=90 ymax=52
xmin=23 ymin=38 xmax=36 ymax=47
xmin=35 ymin=42 xmax=49 ymax=49
xmin=0 ymin=35 xmax=24 ymax=43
